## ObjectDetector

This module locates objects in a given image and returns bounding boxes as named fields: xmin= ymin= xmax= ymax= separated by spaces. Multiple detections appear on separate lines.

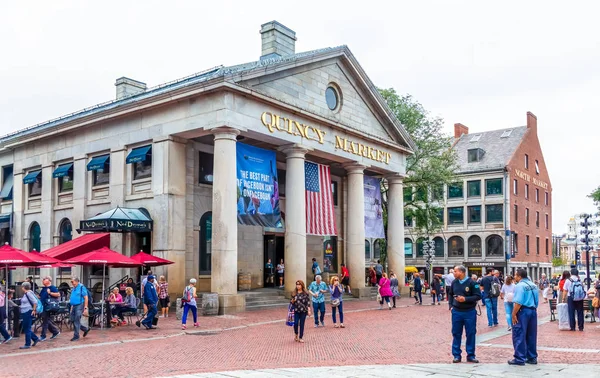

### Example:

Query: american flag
xmin=305 ymin=161 xmax=337 ymax=235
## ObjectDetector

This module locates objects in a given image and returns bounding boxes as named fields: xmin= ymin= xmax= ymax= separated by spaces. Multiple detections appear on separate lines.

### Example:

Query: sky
xmin=1 ymin=1 xmax=599 ymax=233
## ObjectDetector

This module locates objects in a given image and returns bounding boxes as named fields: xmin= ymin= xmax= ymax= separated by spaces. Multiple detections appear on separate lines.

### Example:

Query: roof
xmin=0 ymin=46 xmax=415 ymax=153
xmin=41 ymin=233 xmax=110 ymax=261
xmin=452 ymin=126 xmax=528 ymax=174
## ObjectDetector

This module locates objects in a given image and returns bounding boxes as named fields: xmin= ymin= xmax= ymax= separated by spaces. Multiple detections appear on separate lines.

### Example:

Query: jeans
xmin=552 ymin=290 xmax=557 ymax=299
xmin=112 ymin=306 xmax=136 ymax=321
xmin=484 ymin=297 xmax=499 ymax=326
xmin=40 ymin=311 xmax=60 ymax=338
xmin=312 ymin=302 xmax=325 ymax=325
xmin=0 ymin=322 xmax=9 ymax=341
xmin=21 ymin=310 xmax=39 ymax=347
xmin=293 ymin=312 xmax=307 ymax=339
xmin=432 ymin=293 xmax=440 ymax=304
xmin=332 ymin=301 xmax=344 ymax=324
xmin=142 ymin=303 xmax=157 ymax=328
xmin=414 ymin=290 xmax=422 ymax=304
xmin=70 ymin=303 xmax=88 ymax=339
xmin=567 ymin=297 xmax=584 ymax=331
xmin=512 ymin=307 xmax=538 ymax=363
xmin=182 ymin=304 xmax=197 ymax=324
xmin=380 ymin=296 xmax=390 ymax=305
xmin=504 ymin=301 xmax=514 ymax=327
xmin=451 ymin=309 xmax=477 ymax=360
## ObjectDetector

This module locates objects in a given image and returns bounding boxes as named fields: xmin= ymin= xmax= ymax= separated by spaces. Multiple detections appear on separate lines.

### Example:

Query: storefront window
xmin=448 ymin=236 xmax=464 ymax=257
xmin=486 ymin=235 xmax=504 ymax=256
xmin=404 ymin=238 xmax=413 ymax=256
xmin=468 ymin=206 xmax=481 ymax=224
xmin=467 ymin=180 xmax=480 ymax=197
xmin=199 ymin=212 xmax=212 ymax=274
xmin=485 ymin=178 xmax=503 ymax=195
xmin=468 ymin=235 xmax=482 ymax=257
xmin=486 ymin=204 xmax=503 ymax=223
xmin=447 ymin=183 xmax=463 ymax=199
xmin=448 ymin=207 xmax=464 ymax=225
xmin=433 ymin=237 xmax=444 ymax=257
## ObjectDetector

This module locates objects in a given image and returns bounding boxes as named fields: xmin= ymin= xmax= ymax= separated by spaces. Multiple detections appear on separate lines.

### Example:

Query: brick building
xmin=405 ymin=112 xmax=553 ymax=281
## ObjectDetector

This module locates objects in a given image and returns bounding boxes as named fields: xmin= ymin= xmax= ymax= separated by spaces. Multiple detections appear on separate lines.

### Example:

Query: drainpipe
xmin=503 ymin=168 xmax=510 ymax=275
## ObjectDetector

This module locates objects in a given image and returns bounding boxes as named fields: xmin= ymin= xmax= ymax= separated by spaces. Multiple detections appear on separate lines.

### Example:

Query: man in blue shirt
xmin=39 ymin=276 xmax=60 ymax=341
xmin=139 ymin=275 xmax=158 ymax=330
xmin=69 ymin=277 xmax=90 ymax=342
xmin=508 ymin=268 xmax=539 ymax=366
xmin=311 ymin=258 xmax=321 ymax=281
xmin=480 ymin=268 xmax=500 ymax=328
xmin=450 ymin=265 xmax=481 ymax=363
xmin=308 ymin=275 xmax=328 ymax=327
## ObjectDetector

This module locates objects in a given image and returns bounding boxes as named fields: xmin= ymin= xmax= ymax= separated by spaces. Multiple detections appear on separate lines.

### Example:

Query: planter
xmin=175 ymin=293 xmax=220 ymax=318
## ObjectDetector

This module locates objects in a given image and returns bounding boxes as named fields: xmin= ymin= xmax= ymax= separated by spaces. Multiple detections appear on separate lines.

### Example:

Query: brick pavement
xmin=0 ymin=295 xmax=598 ymax=378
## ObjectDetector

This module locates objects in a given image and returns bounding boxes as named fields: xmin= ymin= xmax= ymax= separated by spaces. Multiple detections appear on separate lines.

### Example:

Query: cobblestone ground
xmin=1 ymin=295 xmax=599 ymax=378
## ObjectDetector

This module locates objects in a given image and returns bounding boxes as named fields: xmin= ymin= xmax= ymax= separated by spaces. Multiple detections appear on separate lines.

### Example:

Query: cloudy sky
xmin=1 ymin=1 xmax=599 ymax=232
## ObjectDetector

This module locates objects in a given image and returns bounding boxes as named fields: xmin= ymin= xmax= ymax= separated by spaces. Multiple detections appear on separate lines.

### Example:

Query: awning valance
xmin=79 ymin=207 xmax=153 ymax=233
xmin=0 ymin=174 xmax=13 ymax=200
xmin=42 ymin=233 xmax=110 ymax=261
xmin=0 ymin=213 xmax=10 ymax=229
xmin=52 ymin=163 xmax=73 ymax=178
xmin=23 ymin=170 xmax=41 ymax=184
xmin=126 ymin=146 xmax=152 ymax=164
xmin=87 ymin=155 xmax=110 ymax=171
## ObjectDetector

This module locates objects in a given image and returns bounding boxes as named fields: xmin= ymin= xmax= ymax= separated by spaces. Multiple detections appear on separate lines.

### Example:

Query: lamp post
xmin=579 ymin=213 xmax=598 ymax=290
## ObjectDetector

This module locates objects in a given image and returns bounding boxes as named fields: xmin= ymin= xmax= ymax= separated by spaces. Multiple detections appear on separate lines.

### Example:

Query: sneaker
xmin=50 ymin=332 xmax=60 ymax=340
xmin=314 ymin=324 xmax=318 ymax=328
xmin=320 ymin=322 xmax=325 ymax=327
xmin=193 ymin=322 xmax=199 ymax=327
xmin=39 ymin=336 xmax=47 ymax=342
xmin=2 ymin=336 xmax=12 ymax=344
xmin=83 ymin=329 xmax=90 ymax=338
xmin=32 ymin=340 xmax=39 ymax=347
xmin=121 ymin=321 xmax=128 ymax=326
xmin=70 ymin=337 xmax=80 ymax=342
xmin=507 ymin=327 xmax=512 ymax=331
xmin=182 ymin=325 xmax=187 ymax=330
xmin=19 ymin=346 xmax=31 ymax=350
xmin=136 ymin=321 xmax=141 ymax=328
xmin=437 ymin=303 xmax=440 ymax=306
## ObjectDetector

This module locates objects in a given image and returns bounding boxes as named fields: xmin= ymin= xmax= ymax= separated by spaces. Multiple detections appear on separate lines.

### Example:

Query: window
xmin=514 ymin=204 xmax=518 ymax=222
xmin=470 ymin=134 xmax=482 ymax=142
xmin=448 ymin=207 xmax=464 ymax=225
xmin=58 ymin=219 xmax=73 ymax=275
xmin=468 ymin=235 xmax=482 ymax=257
xmin=404 ymin=215 xmax=413 ymax=227
xmin=404 ymin=238 xmax=413 ymax=256
xmin=198 ymin=152 xmax=214 ymax=185
xmin=486 ymin=235 xmax=504 ymax=256
xmin=536 ymin=211 xmax=540 ymax=228
xmin=88 ymin=155 xmax=110 ymax=186
xmin=526 ymin=235 xmax=530 ymax=255
xmin=545 ymin=192 xmax=549 ymax=206
xmin=467 ymin=180 xmax=481 ymax=197
xmin=501 ymin=130 xmax=513 ymax=138
xmin=431 ymin=185 xmax=443 ymax=201
xmin=433 ymin=237 xmax=444 ymax=257
xmin=468 ymin=148 xmax=485 ymax=162
xmin=53 ymin=163 xmax=74 ymax=193
xmin=525 ymin=184 xmax=529 ymax=199
xmin=525 ymin=208 xmax=530 ymax=225
xmin=513 ymin=233 xmax=518 ymax=255
xmin=486 ymin=178 xmax=503 ymax=196
xmin=448 ymin=236 xmax=464 ymax=257
xmin=199 ymin=212 xmax=212 ymax=274
xmin=535 ymin=188 xmax=539 ymax=203
xmin=24 ymin=170 xmax=42 ymax=197
xmin=416 ymin=238 xmax=426 ymax=257
xmin=373 ymin=239 xmax=383 ymax=259
xmin=28 ymin=221 xmax=41 ymax=276
xmin=331 ymin=181 xmax=338 ymax=206
xmin=535 ymin=160 xmax=540 ymax=174
xmin=486 ymin=204 xmax=503 ymax=223
xmin=468 ymin=205 xmax=481 ymax=224
xmin=403 ymin=187 xmax=413 ymax=202
xmin=0 ymin=166 xmax=13 ymax=201
xmin=415 ymin=187 xmax=427 ymax=202
xmin=536 ymin=237 xmax=540 ymax=255
xmin=126 ymin=145 xmax=152 ymax=180
xmin=325 ymin=86 xmax=339 ymax=111
xmin=513 ymin=179 xmax=518 ymax=195
xmin=525 ymin=154 xmax=529 ymax=169
xmin=436 ymin=208 xmax=444 ymax=224
xmin=448 ymin=182 xmax=463 ymax=199
xmin=545 ymin=238 xmax=549 ymax=255
xmin=545 ymin=214 xmax=549 ymax=229
xmin=278 ymin=170 xmax=286 ymax=197
xmin=365 ymin=240 xmax=371 ymax=260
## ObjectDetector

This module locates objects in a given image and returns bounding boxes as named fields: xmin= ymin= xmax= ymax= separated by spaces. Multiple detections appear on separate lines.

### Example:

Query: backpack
xmin=182 ymin=287 xmax=192 ymax=303
xmin=489 ymin=278 xmax=501 ymax=298
xmin=569 ymin=278 xmax=586 ymax=301
xmin=25 ymin=291 xmax=43 ymax=313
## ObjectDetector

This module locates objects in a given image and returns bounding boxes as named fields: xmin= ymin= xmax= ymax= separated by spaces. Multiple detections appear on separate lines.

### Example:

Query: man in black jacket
xmin=450 ymin=265 xmax=482 ymax=363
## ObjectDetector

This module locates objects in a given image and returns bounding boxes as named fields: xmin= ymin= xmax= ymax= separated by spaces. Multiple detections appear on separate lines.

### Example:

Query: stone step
xmin=245 ymin=297 xmax=290 ymax=305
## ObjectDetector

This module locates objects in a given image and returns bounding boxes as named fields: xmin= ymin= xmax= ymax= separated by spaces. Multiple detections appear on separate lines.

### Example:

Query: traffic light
xmin=575 ymin=250 xmax=581 ymax=261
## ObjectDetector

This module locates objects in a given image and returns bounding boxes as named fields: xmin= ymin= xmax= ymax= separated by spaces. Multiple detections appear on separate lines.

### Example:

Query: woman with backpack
xmin=181 ymin=278 xmax=198 ymax=330
xmin=19 ymin=282 xmax=40 ymax=349
xmin=562 ymin=268 xmax=585 ymax=331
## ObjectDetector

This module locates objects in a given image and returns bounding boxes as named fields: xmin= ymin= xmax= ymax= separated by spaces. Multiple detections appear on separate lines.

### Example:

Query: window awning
xmin=23 ymin=170 xmax=41 ymax=184
xmin=79 ymin=207 xmax=153 ymax=233
xmin=0 ymin=174 xmax=13 ymax=200
xmin=41 ymin=233 xmax=110 ymax=261
xmin=53 ymin=163 xmax=73 ymax=178
xmin=87 ymin=155 xmax=110 ymax=171
xmin=126 ymin=146 xmax=152 ymax=164
xmin=0 ymin=213 xmax=10 ymax=228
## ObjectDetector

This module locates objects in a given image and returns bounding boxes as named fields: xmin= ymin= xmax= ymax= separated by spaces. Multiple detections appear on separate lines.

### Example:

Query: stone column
xmin=211 ymin=127 xmax=244 ymax=314
xmin=39 ymin=164 xmax=55 ymax=280
xmin=280 ymin=145 xmax=308 ymax=295
xmin=386 ymin=175 xmax=405 ymax=286
xmin=108 ymin=148 xmax=127 ymax=286
xmin=345 ymin=164 xmax=367 ymax=298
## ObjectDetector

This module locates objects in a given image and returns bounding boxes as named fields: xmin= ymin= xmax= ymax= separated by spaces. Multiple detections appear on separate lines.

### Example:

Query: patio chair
xmin=122 ymin=297 xmax=141 ymax=325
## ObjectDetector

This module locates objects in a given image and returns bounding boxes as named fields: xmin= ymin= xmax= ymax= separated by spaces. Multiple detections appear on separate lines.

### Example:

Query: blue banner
xmin=364 ymin=176 xmax=385 ymax=239
xmin=236 ymin=143 xmax=283 ymax=229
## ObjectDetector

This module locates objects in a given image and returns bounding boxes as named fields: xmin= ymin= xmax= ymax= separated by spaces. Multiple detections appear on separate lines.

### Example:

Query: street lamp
xmin=579 ymin=213 xmax=597 ymax=289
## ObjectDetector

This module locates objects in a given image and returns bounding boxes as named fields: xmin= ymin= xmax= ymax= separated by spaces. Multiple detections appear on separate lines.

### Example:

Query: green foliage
xmin=552 ymin=257 xmax=567 ymax=267
xmin=588 ymin=187 xmax=600 ymax=207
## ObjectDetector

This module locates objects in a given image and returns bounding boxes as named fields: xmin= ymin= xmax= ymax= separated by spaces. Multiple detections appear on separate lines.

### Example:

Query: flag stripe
xmin=305 ymin=161 xmax=337 ymax=236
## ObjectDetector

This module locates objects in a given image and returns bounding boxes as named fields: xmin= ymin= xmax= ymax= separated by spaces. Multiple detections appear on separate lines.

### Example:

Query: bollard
xmin=12 ymin=306 xmax=20 ymax=337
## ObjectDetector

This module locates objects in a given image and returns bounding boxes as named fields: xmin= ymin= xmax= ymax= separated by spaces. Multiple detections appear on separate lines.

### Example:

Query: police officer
xmin=450 ymin=265 xmax=482 ymax=363
xmin=508 ymin=268 xmax=539 ymax=365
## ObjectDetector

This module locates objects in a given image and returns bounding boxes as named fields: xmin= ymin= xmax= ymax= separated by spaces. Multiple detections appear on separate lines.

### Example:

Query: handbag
xmin=376 ymin=293 xmax=382 ymax=302
xmin=286 ymin=304 xmax=295 ymax=326
xmin=593 ymin=297 xmax=600 ymax=308
xmin=331 ymin=298 xmax=340 ymax=307
xmin=46 ymin=301 xmax=60 ymax=313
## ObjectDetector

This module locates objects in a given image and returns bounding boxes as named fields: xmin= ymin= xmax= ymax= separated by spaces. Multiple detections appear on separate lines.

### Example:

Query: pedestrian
xmin=181 ymin=278 xmax=198 ymax=330
xmin=311 ymin=258 xmax=321 ymax=281
xmin=413 ymin=273 xmax=423 ymax=305
xmin=277 ymin=259 xmax=285 ymax=288
xmin=377 ymin=272 xmax=393 ymax=310
xmin=444 ymin=269 xmax=455 ymax=303
xmin=390 ymin=272 xmax=400 ymax=308
xmin=138 ymin=275 xmax=158 ymax=330
xmin=562 ymin=268 xmax=585 ymax=331
xmin=369 ymin=266 xmax=377 ymax=287
xmin=329 ymin=276 xmax=344 ymax=328
xmin=265 ymin=259 xmax=274 ymax=286
xmin=308 ymin=275 xmax=327 ymax=327
xmin=431 ymin=275 xmax=441 ymax=305
xmin=0 ymin=288 xmax=14 ymax=344
xmin=557 ymin=270 xmax=570 ymax=304
xmin=450 ymin=265 xmax=481 ymax=364
xmin=340 ymin=263 xmax=351 ymax=295
xmin=539 ymin=274 xmax=550 ymax=303
xmin=550 ymin=275 xmax=559 ymax=299
xmin=481 ymin=268 xmax=500 ymax=328
xmin=25 ymin=276 xmax=37 ymax=293
xmin=69 ymin=277 xmax=90 ymax=342
xmin=500 ymin=275 xmax=516 ymax=331
xmin=291 ymin=280 xmax=311 ymax=343
xmin=39 ymin=276 xmax=60 ymax=341
xmin=19 ymin=282 xmax=40 ymax=349
xmin=158 ymin=276 xmax=170 ymax=318
xmin=508 ymin=268 xmax=539 ymax=366
xmin=375 ymin=260 xmax=383 ymax=283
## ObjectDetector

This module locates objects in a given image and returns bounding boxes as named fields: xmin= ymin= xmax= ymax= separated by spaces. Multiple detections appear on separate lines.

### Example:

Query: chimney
xmin=260 ymin=21 xmax=296 ymax=60
xmin=115 ymin=77 xmax=147 ymax=100
xmin=526 ymin=111 xmax=537 ymax=134
xmin=454 ymin=123 xmax=469 ymax=138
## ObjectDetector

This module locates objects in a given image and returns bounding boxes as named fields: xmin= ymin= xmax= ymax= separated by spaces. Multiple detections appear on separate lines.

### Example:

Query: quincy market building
xmin=0 ymin=21 xmax=414 ymax=313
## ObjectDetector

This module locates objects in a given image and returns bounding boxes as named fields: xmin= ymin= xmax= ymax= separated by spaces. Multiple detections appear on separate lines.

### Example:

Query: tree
xmin=552 ymin=256 xmax=566 ymax=267
xmin=588 ymin=187 xmax=600 ymax=208
xmin=378 ymin=89 xmax=458 ymax=264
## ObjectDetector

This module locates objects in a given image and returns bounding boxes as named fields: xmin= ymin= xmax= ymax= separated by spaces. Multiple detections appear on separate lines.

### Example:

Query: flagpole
xmin=101 ymin=263 xmax=105 ymax=330
xmin=4 ymin=264 xmax=7 ymax=334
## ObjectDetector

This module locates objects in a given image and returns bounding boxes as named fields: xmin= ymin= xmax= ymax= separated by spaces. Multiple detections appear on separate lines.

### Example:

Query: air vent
xmin=501 ymin=130 xmax=512 ymax=138
xmin=469 ymin=134 xmax=482 ymax=142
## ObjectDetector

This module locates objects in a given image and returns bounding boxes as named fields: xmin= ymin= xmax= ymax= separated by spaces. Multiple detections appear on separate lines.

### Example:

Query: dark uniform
xmin=511 ymin=278 xmax=539 ymax=364
xmin=450 ymin=276 xmax=482 ymax=361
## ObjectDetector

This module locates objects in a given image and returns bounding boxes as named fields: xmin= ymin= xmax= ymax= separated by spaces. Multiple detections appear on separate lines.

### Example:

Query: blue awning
xmin=126 ymin=146 xmax=152 ymax=164
xmin=0 ymin=174 xmax=13 ymax=200
xmin=52 ymin=163 xmax=73 ymax=178
xmin=23 ymin=170 xmax=41 ymax=184
xmin=87 ymin=155 xmax=110 ymax=171
xmin=0 ymin=213 xmax=10 ymax=228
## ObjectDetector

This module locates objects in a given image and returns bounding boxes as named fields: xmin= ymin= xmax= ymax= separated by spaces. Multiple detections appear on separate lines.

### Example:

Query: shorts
xmin=341 ymin=277 xmax=350 ymax=286
xmin=159 ymin=297 xmax=170 ymax=308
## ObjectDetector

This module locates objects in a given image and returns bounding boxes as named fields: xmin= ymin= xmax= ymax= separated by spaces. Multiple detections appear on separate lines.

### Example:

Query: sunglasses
xmin=296 ymin=282 xmax=301 ymax=285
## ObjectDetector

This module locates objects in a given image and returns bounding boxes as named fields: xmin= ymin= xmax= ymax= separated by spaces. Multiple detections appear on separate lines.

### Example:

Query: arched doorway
xmin=199 ymin=212 xmax=212 ymax=275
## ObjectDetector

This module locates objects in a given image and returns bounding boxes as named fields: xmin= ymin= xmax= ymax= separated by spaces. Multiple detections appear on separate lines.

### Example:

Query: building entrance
xmin=264 ymin=234 xmax=284 ymax=288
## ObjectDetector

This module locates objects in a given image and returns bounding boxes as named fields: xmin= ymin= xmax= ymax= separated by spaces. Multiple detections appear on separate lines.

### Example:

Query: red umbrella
xmin=130 ymin=251 xmax=174 ymax=267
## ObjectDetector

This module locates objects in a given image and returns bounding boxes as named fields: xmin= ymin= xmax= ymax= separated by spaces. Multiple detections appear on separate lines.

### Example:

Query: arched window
xmin=365 ymin=240 xmax=371 ymax=260
xmin=199 ymin=212 xmax=212 ymax=275
xmin=373 ymin=239 xmax=383 ymax=260
xmin=404 ymin=238 xmax=413 ymax=256
xmin=448 ymin=236 xmax=464 ymax=257
xmin=486 ymin=235 xmax=504 ymax=256
xmin=468 ymin=235 xmax=482 ymax=257
xmin=433 ymin=237 xmax=444 ymax=257
xmin=59 ymin=219 xmax=72 ymax=244
xmin=416 ymin=238 xmax=425 ymax=257
xmin=29 ymin=222 xmax=41 ymax=252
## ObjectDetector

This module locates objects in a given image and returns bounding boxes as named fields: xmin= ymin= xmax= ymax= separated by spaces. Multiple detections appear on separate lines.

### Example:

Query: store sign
xmin=528 ymin=263 xmax=539 ymax=268
xmin=514 ymin=169 xmax=548 ymax=190
xmin=260 ymin=112 xmax=391 ymax=165
xmin=464 ymin=262 xmax=497 ymax=267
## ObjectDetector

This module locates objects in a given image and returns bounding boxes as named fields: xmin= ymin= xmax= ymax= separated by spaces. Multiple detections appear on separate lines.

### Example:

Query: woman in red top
xmin=340 ymin=264 xmax=351 ymax=295
xmin=558 ymin=270 xmax=570 ymax=304
xmin=378 ymin=273 xmax=393 ymax=310
xmin=369 ymin=267 xmax=377 ymax=287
